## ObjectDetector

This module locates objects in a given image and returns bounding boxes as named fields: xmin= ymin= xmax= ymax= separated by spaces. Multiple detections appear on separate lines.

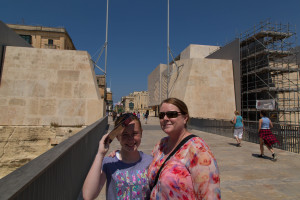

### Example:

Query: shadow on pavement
xmin=228 ymin=142 xmax=238 ymax=147
xmin=252 ymin=153 xmax=274 ymax=161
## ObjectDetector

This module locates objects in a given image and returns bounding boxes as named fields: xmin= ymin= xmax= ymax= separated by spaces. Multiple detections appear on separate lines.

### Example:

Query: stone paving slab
xmin=95 ymin=116 xmax=300 ymax=200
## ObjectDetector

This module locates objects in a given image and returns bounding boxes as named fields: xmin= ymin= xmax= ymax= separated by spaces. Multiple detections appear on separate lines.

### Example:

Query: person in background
xmin=145 ymin=110 xmax=149 ymax=124
xmin=258 ymin=110 xmax=279 ymax=161
xmin=82 ymin=114 xmax=153 ymax=200
xmin=112 ymin=111 xmax=117 ymax=121
xmin=147 ymin=98 xmax=220 ymax=199
xmin=137 ymin=111 xmax=140 ymax=120
xmin=231 ymin=111 xmax=245 ymax=147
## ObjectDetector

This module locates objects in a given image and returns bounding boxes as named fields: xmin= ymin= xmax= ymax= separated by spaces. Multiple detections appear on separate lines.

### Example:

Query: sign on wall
xmin=256 ymin=99 xmax=275 ymax=110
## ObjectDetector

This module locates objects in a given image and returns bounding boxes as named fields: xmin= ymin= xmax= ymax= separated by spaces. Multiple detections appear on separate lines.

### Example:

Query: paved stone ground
xmin=96 ymin=116 xmax=300 ymax=200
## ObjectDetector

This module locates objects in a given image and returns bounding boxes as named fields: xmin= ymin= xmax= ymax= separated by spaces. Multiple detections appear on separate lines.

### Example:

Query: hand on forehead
xmin=123 ymin=122 xmax=136 ymax=133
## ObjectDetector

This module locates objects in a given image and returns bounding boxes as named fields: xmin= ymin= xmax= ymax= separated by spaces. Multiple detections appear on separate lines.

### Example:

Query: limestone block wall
xmin=148 ymin=45 xmax=236 ymax=119
xmin=148 ymin=64 xmax=167 ymax=106
xmin=180 ymin=44 xmax=220 ymax=60
xmin=148 ymin=44 xmax=236 ymax=120
xmin=0 ymin=46 xmax=104 ymax=126
xmin=168 ymin=58 xmax=236 ymax=120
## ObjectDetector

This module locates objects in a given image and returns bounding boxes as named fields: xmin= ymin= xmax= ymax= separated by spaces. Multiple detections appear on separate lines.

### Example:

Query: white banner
xmin=256 ymin=99 xmax=275 ymax=110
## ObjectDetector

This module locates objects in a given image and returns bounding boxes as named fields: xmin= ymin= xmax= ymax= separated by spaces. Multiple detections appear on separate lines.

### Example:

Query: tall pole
xmin=167 ymin=0 xmax=169 ymax=98
xmin=105 ymin=0 xmax=109 ymax=76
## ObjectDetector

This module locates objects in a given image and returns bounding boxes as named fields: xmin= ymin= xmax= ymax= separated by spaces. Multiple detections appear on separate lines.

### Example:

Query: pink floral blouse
xmin=147 ymin=136 xmax=221 ymax=200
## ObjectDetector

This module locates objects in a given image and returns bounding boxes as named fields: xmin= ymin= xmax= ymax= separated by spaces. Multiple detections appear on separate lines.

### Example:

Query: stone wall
xmin=180 ymin=44 xmax=219 ymax=59
xmin=148 ymin=44 xmax=236 ymax=120
xmin=169 ymin=58 xmax=236 ymax=119
xmin=0 ymin=46 xmax=104 ymax=126
xmin=0 ymin=126 xmax=82 ymax=178
xmin=148 ymin=64 xmax=167 ymax=106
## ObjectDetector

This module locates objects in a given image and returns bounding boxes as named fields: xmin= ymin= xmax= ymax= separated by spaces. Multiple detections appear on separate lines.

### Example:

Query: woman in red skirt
xmin=258 ymin=110 xmax=279 ymax=161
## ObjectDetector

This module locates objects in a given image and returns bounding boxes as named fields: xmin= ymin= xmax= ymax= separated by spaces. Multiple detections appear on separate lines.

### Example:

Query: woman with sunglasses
xmin=147 ymin=98 xmax=220 ymax=199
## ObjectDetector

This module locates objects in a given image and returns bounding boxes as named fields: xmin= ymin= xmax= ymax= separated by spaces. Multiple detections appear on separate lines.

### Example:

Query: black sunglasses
xmin=158 ymin=111 xmax=183 ymax=119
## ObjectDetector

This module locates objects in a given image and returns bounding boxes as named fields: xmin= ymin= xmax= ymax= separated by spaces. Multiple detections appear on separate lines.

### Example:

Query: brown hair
xmin=260 ymin=110 xmax=267 ymax=117
xmin=160 ymin=97 xmax=189 ymax=126
xmin=115 ymin=113 xmax=142 ymax=131
xmin=234 ymin=110 xmax=240 ymax=115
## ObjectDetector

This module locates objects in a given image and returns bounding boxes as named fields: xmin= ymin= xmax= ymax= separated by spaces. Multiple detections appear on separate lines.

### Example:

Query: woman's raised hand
xmin=98 ymin=133 xmax=110 ymax=157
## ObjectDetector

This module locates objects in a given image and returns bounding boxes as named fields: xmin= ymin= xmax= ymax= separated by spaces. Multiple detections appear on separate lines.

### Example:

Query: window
xmin=20 ymin=35 xmax=32 ymax=44
xmin=48 ymin=39 xmax=53 ymax=45
xmin=129 ymin=102 xmax=134 ymax=110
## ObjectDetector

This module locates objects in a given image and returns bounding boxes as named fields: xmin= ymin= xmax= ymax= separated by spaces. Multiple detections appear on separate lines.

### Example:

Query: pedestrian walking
xmin=231 ymin=111 xmax=245 ymax=147
xmin=137 ymin=111 xmax=140 ymax=119
xmin=258 ymin=110 xmax=279 ymax=161
xmin=145 ymin=110 xmax=149 ymax=124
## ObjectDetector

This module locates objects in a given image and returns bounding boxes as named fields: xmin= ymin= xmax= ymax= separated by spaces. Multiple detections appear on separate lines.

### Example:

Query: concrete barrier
xmin=0 ymin=116 xmax=108 ymax=200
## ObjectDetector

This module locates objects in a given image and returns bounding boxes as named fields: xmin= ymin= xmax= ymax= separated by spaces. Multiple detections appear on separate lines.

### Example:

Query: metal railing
xmin=189 ymin=118 xmax=300 ymax=153
xmin=0 ymin=116 xmax=108 ymax=200
xmin=44 ymin=44 xmax=57 ymax=49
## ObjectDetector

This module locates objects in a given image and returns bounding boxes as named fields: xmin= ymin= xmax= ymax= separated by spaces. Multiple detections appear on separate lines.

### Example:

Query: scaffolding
xmin=240 ymin=20 xmax=300 ymax=125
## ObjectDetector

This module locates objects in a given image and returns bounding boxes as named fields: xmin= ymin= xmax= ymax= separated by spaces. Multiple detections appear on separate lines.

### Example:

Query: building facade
xmin=106 ymin=88 xmax=113 ymax=114
xmin=121 ymin=91 xmax=149 ymax=114
xmin=238 ymin=21 xmax=299 ymax=124
xmin=122 ymin=96 xmax=135 ymax=113
xmin=0 ymin=22 xmax=105 ymax=178
xmin=148 ymin=44 xmax=236 ymax=120
xmin=7 ymin=24 xmax=76 ymax=50
xmin=95 ymin=75 xmax=114 ymax=115
xmin=148 ymin=21 xmax=300 ymax=125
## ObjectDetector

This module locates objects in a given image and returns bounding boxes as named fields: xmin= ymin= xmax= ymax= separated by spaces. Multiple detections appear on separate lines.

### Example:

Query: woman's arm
xmin=232 ymin=116 xmax=237 ymax=124
xmin=269 ymin=119 xmax=273 ymax=129
xmin=82 ymin=133 xmax=110 ymax=200
xmin=258 ymin=119 xmax=262 ymax=132
xmin=189 ymin=140 xmax=220 ymax=199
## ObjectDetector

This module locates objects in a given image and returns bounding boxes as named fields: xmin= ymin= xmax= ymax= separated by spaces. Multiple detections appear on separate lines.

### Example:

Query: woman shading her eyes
xmin=82 ymin=114 xmax=153 ymax=200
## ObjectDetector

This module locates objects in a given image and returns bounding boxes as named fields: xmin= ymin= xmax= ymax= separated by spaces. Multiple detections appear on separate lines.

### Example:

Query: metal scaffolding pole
xmin=240 ymin=20 xmax=299 ymax=125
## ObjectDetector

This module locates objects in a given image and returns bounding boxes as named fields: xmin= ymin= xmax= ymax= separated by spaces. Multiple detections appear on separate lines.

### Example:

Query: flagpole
xmin=167 ymin=0 xmax=169 ymax=98
xmin=105 ymin=0 xmax=109 ymax=76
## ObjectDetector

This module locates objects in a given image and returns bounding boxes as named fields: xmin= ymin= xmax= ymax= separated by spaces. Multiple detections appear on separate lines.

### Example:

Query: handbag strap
xmin=150 ymin=134 xmax=197 ymax=191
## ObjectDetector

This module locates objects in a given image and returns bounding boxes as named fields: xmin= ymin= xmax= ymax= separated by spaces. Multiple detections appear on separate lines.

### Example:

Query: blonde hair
xmin=234 ymin=111 xmax=240 ymax=115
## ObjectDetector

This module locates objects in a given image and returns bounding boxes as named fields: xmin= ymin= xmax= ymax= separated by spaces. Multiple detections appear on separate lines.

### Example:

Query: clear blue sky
xmin=1 ymin=0 xmax=300 ymax=103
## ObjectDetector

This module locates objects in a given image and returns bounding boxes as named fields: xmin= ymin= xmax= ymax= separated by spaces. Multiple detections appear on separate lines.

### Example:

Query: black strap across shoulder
xmin=150 ymin=134 xmax=197 ymax=191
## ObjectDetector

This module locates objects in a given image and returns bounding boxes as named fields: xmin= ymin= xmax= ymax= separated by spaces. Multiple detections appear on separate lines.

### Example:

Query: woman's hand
xmin=97 ymin=133 xmax=110 ymax=157
xmin=107 ymin=150 xmax=119 ymax=158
